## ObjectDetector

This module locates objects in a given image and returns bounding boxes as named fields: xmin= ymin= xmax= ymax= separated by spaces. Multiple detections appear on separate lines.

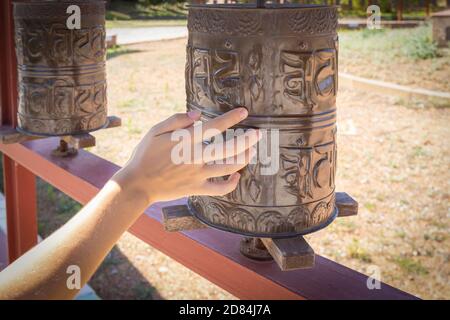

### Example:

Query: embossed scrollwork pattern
xmin=186 ymin=5 xmax=339 ymax=237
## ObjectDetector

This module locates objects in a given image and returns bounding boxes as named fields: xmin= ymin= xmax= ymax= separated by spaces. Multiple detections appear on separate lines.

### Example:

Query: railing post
xmin=3 ymin=156 xmax=37 ymax=263
xmin=0 ymin=0 xmax=38 ymax=263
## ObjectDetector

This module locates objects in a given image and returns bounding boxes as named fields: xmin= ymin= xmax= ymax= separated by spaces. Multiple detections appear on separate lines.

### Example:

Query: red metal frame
xmin=0 ymin=0 xmax=418 ymax=299
xmin=0 ymin=0 xmax=38 ymax=263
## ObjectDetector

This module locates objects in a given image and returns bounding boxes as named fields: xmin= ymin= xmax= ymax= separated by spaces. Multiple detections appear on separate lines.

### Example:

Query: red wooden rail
xmin=0 ymin=139 xmax=418 ymax=300
xmin=0 ymin=0 xmax=417 ymax=300
xmin=0 ymin=0 xmax=38 ymax=263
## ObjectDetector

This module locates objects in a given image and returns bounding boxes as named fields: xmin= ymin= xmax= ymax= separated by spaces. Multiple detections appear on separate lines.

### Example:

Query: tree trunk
xmin=396 ymin=0 xmax=403 ymax=21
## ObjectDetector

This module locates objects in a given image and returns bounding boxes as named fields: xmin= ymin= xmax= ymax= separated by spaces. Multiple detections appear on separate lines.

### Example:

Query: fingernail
xmin=187 ymin=110 xmax=201 ymax=120
xmin=238 ymin=108 xmax=248 ymax=120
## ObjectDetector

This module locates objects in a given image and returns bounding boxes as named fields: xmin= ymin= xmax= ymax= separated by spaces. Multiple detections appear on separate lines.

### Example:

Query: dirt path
xmin=107 ymin=26 xmax=187 ymax=45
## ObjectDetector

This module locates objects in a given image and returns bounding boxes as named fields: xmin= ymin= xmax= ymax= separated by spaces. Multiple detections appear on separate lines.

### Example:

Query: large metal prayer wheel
xmin=186 ymin=4 xmax=339 ymax=238
xmin=13 ymin=0 xmax=108 ymax=136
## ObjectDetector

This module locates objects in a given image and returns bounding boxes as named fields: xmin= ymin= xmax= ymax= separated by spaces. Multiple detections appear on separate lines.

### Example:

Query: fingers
xmin=203 ymin=147 xmax=257 ymax=178
xmin=201 ymin=172 xmax=241 ymax=196
xmin=194 ymin=108 xmax=248 ymax=143
xmin=203 ymin=129 xmax=260 ymax=163
xmin=151 ymin=110 xmax=201 ymax=136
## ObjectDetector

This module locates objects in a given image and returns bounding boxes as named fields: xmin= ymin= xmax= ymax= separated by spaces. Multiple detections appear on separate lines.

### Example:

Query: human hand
xmin=113 ymin=108 xmax=260 ymax=205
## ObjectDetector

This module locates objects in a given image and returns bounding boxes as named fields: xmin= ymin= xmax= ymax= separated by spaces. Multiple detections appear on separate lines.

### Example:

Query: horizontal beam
xmin=0 ymin=115 xmax=122 ymax=145
xmin=0 ymin=138 xmax=418 ymax=300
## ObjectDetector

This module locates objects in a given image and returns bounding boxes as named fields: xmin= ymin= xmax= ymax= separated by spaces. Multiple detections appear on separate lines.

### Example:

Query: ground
xmin=36 ymin=27 xmax=450 ymax=300
xmin=339 ymin=26 xmax=450 ymax=93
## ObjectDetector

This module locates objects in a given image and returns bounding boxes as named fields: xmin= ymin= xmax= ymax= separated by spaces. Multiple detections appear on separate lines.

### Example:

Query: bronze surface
xmin=13 ymin=0 xmax=107 ymax=136
xmin=186 ymin=4 xmax=339 ymax=238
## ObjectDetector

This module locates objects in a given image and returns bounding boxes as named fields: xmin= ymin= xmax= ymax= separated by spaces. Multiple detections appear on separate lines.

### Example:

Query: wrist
xmin=112 ymin=165 xmax=156 ymax=206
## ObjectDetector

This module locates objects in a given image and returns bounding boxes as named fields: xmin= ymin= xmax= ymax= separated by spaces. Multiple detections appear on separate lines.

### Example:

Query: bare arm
xmin=0 ymin=108 xmax=258 ymax=299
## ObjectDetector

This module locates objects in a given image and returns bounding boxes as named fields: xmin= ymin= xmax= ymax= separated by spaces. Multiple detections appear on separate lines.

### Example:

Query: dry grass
xmin=339 ymin=26 xmax=450 ymax=93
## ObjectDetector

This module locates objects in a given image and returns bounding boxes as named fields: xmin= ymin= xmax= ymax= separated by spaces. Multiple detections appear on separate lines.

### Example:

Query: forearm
xmin=0 ymin=167 xmax=149 ymax=300
xmin=0 ymin=109 xmax=254 ymax=300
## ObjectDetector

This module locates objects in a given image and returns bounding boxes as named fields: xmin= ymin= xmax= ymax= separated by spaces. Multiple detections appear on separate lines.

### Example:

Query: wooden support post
xmin=3 ymin=155 xmax=38 ymax=263
xmin=0 ymin=0 xmax=38 ymax=263
xmin=261 ymin=237 xmax=315 ymax=271
xmin=397 ymin=0 xmax=404 ymax=21
xmin=0 ymin=116 xmax=122 ymax=146
xmin=62 ymin=133 xmax=96 ymax=150
xmin=336 ymin=192 xmax=358 ymax=217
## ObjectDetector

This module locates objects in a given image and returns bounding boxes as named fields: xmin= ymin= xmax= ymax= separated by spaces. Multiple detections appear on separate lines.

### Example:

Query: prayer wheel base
xmin=162 ymin=192 xmax=358 ymax=271
xmin=240 ymin=238 xmax=274 ymax=262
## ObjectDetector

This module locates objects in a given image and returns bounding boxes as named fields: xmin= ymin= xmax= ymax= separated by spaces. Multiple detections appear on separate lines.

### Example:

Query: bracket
xmin=162 ymin=192 xmax=358 ymax=271
xmin=0 ymin=116 xmax=122 ymax=157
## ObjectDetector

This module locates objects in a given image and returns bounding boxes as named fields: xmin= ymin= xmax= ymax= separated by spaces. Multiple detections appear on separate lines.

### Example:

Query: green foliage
xmin=394 ymin=256 xmax=429 ymax=275
xmin=106 ymin=10 xmax=131 ymax=21
xmin=403 ymin=26 xmax=439 ymax=60
xmin=107 ymin=45 xmax=136 ymax=60
xmin=340 ymin=24 xmax=441 ymax=65
xmin=44 ymin=184 xmax=82 ymax=216
xmin=347 ymin=239 xmax=373 ymax=263
xmin=107 ymin=0 xmax=187 ymax=20
xmin=36 ymin=178 xmax=82 ymax=237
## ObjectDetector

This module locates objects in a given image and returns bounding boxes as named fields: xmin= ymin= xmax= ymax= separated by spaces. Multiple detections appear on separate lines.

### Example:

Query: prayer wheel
xmin=185 ymin=3 xmax=339 ymax=238
xmin=13 ymin=0 xmax=108 ymax=136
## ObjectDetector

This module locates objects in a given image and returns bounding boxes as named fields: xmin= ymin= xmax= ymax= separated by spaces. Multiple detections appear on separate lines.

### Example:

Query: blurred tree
xmin=396 ymin=0 xmax=403 ymax=20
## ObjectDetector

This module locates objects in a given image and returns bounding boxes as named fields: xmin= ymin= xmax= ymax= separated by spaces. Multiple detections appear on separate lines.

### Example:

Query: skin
xmin=0 ymin=108 xmax=260 ymax=300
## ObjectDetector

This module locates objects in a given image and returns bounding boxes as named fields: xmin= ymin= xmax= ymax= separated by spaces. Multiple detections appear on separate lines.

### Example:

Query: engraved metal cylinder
xmin=186 ymin=4 xmax=339 ymax=238
xmin=13 ymin=0 xmax=108 ymax=136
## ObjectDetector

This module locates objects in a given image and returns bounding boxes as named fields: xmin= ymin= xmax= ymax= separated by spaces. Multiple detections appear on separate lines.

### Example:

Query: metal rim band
xmin=187 ymin=200 xmax=338 ymax=239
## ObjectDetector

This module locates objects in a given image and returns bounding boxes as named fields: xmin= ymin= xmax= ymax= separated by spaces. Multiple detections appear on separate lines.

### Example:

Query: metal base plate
xmin=240 ymin=237 xmax=273 ymax=261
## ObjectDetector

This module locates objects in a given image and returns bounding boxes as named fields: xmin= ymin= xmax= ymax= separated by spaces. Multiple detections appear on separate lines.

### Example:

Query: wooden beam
xmin=261 ymin=237 xmax=315 ymax=271
xmin=336 ymin=192 xmax=358 ymax=217
xmin=0 ymin=116 xmax=122 ymax=145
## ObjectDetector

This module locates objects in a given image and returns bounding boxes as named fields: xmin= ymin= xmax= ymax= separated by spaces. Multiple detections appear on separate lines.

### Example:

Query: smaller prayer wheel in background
xmin=13 ymin=0 xmax=108 ymax=136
